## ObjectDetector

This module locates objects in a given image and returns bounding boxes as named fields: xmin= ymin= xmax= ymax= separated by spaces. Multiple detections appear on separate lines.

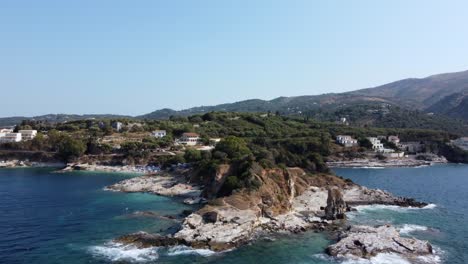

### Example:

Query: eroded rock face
xmin=325 ymin=187 xmax=347 ymax=220
xmin=327 ymin=225 xmax=433 ymax=259
xmin=174 ymin=207 xmax=260 ymax=251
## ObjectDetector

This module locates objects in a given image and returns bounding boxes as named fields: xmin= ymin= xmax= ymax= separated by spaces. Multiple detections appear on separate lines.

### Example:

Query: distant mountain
xmin=3 ymin=69 xmax=468 ymax=133
xmin=139 ymin=70 xmax=468 ymax=121
xmin=350 ymin=70 xmax=468 ymax=109
xmin=0 ymin=114 xmax=131 ymax=127
xmin=138 ymin=94 xmax=397 ymax=120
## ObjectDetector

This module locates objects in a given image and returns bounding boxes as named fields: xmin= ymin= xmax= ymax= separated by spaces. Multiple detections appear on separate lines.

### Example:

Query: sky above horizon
xmin=2 ymin=0 xmax=468 ymax=117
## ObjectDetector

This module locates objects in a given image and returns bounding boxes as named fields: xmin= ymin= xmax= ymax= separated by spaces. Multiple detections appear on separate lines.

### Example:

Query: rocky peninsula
xmin=105 ymin=166 xmax=434 ymax=261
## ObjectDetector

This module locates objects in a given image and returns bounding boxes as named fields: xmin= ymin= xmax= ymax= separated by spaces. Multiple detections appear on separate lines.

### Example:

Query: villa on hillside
xmin=398 ymin=141 xmax=425 ymax=153
xmin=388 ymin=135 xmax=400 ymax=144
xmin=0 ymin=128 xmax=13 ymax=134
xmin=452 ymin=137 xmax=468 ymax=151
xmin=367 ymin=137 xmax=384 ymax=152
xmin=336 ymin=135 xmax=358 ymax=147
xmin=19 ymin=130 xmax=37 ymax=141
xmin=0 ymin=129 xmax=13 ymax=138
xmin=209 ymin=138 xmax=222 ymax=146
xmin=112 ymin=121 xmax=123 ymax=132
xmin=178 ymin=133 xmax=200 ymax=146
xmin=151 ymin=130 xmax=167 ymax=138
xmin=0 ymin=133 xmax=22 ymax=143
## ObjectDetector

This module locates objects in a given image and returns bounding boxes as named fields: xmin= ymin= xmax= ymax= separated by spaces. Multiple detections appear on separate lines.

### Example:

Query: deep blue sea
xmin=1 ymin=164 xmax=467 ymax=264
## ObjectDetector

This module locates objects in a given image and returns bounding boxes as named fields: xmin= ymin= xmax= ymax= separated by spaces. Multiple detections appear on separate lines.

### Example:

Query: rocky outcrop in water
xmin=108 ymin=167 xmax=430 ymax=253
xmin=324 ymin=187 xmax=347 ymax=220
xmin=106 ymin=174 xmax=202 ymax=198
xmin=116 ymin=232 xmax=185 ymax=248
xmin=327 ymin=225 xmax=433 ymax=259
xmin=343 ymin=186 xmax=428 ymax=208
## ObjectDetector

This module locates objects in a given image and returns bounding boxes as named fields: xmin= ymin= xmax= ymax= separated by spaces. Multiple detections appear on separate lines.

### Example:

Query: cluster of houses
xmin=0 ymin=129 xmax=38 ymax=143
xmin=452 ymin=137 xmax=468 ymax=151
xmin=335 ymin=135 xmax=412 ymax=158
xmin=150 ymin=130 xmax=221 ymax=149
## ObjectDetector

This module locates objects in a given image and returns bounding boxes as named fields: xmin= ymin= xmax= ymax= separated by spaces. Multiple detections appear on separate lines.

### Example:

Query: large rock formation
xmin=324 ymin=187 xmax=347 ymax=220
xmin=327 ymin=225 xmax=433 ymax=259
xmin=108 ymin=167 xmax=430 ymax=253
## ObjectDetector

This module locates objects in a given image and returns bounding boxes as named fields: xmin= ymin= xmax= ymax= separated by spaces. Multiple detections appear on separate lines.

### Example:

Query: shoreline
xmin=327 ymin=158 xmax=447 ymax=169
xmin=0 ymin=159 xmax=65 ymax=169
xmin=106 ymin=170 xmax=435 ymax=262
xmin=60 ymin=163 xmax=159 ymax=174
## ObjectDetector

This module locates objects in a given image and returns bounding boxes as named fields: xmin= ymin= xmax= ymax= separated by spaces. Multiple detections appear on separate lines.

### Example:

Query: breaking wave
xmin=165 ymin=245 xmax=216 ymax=256
xmin=89 ymin=242 xmax=159 ymax=262
xmin=315 ymin=251 xmax=442 ymax=264
xmin=90 ymin=242 xmax=218 ymax=262
xmin=398 ymin=224 xmax=429 ymax=235
xmin=354 ymin=203 xmax=436 ymax=212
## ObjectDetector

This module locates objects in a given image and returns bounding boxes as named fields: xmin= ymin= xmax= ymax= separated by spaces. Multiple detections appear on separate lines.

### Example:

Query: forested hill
xmin=0 ymin=114 xmax=130 ymax=127
xmin=3 ymin=70 xmax=468 ymax=133
xmin=139 ymin=70 xmax=468 ymax=122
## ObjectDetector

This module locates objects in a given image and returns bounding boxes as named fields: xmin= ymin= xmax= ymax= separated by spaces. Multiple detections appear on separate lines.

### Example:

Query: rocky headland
xmin=104 ymin=165 xmax=434 ymax=261
xmin=0 ymin=159 xmax=65 ymax=168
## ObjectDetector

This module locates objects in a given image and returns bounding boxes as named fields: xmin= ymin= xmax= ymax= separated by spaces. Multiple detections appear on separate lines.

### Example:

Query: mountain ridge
xmin=2 ymin=69 xmax=468 ymax=129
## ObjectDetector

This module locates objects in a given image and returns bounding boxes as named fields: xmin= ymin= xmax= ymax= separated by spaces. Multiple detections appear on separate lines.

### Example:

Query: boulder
xmin=324 ymin=187 xmax=347 ymax=220
xmin=185 ymin=214 xmax=203 ymax=229
xmin=327 ymin=225 xmax=433 ymax=259
xmin=202 ymin=211 xmax=219 ymax=223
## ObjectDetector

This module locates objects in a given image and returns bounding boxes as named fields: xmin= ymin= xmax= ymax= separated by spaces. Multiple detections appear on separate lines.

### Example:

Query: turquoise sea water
xmin=1 ymin=165 xmax=467 ymax=263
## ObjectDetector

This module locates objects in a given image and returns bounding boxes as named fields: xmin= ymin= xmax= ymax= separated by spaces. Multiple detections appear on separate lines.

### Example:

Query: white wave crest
xmin=423 ymin=203 xmax=437 ymax=209
xmin=399 ymin=224 xmax=429 ymax=235
xmin=341 ymin=253 xmax=411 ymax=264
xmin=89 ymin=242 xmax=159 ymax=262
xmin=315 ymin=252 xmax=444 ymax=264
xmin=354 ymin=203 xmax=436 ymax=213
xmin=166 ymin=245 xmax=215 ymax=256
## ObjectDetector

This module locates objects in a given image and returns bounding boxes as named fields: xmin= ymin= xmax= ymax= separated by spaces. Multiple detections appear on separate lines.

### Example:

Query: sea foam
xmin=89 ymin=242 xmax=159 ymax=262
xmin=354 ymin=203 xmax=436 ymax=213
xmin=165 ymin=245 xmax=216 ymax=256
xmin=314 ymin=253 xmax=411 ymax=264
xmin=398 ymin=224 xmax=429 ymax=235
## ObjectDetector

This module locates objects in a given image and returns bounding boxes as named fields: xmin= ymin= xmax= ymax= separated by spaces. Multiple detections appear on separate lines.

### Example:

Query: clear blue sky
xmin=2 ymin=0 xmax=468 ymax=117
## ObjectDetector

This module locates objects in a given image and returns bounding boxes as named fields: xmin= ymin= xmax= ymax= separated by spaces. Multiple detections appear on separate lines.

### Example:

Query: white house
xmin=452 ymin=137 xmax=468 ymax=151
xmin=398 ymin=141 xmax=425 ymax=153
xmin=388 ymin=135 xmax=400 ymax=144
xmin=151 ymin=130 xmax=167 ymax=138
xmin=209 ymin=138 xmax=222 ymax=145
xmin=336 ymin=135 xmax=358 ymax=147
xmin=0 ymin=128 xmax=13 ymax=134
xmin=178 ymin=133 xmax=200 ymax=146
xmin=19 ymin=130 xmax=37 ymax=141
xmin=367 ymin=137 xmax=384 ymax=152
xmin=112 ymin=121 xmax=123 ymax=132
xmin=0 ymin=133 xmax=22 ymax=143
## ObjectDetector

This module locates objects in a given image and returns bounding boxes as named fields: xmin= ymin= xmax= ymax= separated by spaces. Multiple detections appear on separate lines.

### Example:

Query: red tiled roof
xmin=183 ymin=132 xmax=199 ymax=137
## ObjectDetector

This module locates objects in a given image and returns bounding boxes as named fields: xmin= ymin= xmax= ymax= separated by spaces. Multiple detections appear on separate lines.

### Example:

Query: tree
xmin=215 ymin=136 xmax=252 ymax=160
xmin=358 ymin=137 xmax=373 ymax=149
xmin=58 ymin=136 xmax=86 ymax=162
xmin=184 ymin=149 xmax=202 ymax=163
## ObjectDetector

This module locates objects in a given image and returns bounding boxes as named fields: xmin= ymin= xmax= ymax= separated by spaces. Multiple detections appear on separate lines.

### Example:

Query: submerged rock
xmin=115 ymin=232 xmax=185 ymax=248
xmin=327 ymin=225 xmax=433 ymax=259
